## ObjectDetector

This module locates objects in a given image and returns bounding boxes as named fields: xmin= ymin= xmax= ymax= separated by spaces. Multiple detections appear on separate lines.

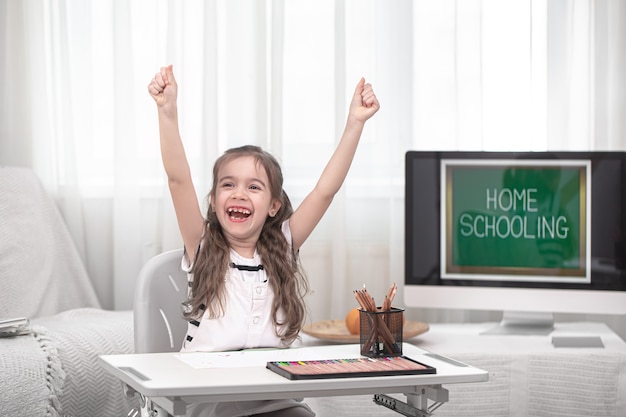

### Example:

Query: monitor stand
xmin=480 ymin=311 xmax=554 ymax=336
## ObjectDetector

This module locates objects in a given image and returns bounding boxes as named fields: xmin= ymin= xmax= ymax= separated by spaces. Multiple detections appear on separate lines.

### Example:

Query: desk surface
xmin=98 ymin=343 xmax=488 ymax=404
xmin=298 ymin=322 xmax=626 ymax=417
xmin=408 ymin=322 xmax=626 ymax=417
xmin=412 ymin=321 xmax=626 ymax=353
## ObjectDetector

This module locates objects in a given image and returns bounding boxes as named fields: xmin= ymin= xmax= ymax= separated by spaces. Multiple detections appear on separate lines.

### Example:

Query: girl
xmin=148 ymin=65 xmax=379 ymax=417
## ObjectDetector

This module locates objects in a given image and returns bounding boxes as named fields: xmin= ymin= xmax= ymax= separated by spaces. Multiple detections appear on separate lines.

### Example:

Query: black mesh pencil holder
xmin=359 ymin=307 xmax=404 ymax=357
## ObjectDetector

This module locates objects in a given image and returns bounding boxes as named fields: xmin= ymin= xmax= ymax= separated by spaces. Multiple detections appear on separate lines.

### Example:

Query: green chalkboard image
xmin=444 ymin=160 xmax=588 ymax=281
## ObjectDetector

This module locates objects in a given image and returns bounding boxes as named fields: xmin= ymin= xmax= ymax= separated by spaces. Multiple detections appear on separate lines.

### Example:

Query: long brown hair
xmin=183 ymin=145 xmax=309 ymax=344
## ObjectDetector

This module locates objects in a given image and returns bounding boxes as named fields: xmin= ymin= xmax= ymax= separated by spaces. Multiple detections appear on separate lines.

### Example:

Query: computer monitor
xmin=404 ymin=151 xmax=626 ymax=335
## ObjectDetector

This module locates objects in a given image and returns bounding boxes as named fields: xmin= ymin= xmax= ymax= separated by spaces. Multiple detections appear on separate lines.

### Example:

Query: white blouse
xmin=180 ymin=221 xmax=292 ymax=353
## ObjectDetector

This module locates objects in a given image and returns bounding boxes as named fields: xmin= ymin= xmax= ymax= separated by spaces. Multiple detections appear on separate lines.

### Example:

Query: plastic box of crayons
xmin=266 ymin=356 xmax=436 ymax=380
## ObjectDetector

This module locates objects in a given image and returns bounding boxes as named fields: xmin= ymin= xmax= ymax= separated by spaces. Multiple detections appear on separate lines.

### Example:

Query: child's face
xmin=213 ymin=156 xmax=281 ymax=249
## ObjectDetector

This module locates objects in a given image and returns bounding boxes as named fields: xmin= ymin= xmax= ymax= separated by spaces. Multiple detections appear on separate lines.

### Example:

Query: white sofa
xmin=0 ymin=166 xmax=135 ymax=417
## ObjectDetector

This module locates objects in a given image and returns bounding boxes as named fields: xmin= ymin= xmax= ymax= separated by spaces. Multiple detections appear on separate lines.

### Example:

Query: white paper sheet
xmin=175 ymin=346 xmax=357 ymax=369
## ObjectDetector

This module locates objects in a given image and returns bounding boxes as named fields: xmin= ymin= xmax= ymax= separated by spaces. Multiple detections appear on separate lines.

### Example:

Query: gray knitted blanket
xmin=0 ymin=325 xmax=64 ymax=417
xmin=0 ymin=166 xmax=101 ymax=319
xmin=1 ymin=309 xmax=136 ymax=417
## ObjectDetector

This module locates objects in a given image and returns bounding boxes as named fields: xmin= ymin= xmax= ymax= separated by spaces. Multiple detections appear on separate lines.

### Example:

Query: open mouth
xmin=227 ymin=207 xmax=252 ymax=221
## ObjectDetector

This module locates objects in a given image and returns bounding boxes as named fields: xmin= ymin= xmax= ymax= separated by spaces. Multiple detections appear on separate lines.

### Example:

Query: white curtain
xmin=1 ymin=0 xmax=625 ymax=336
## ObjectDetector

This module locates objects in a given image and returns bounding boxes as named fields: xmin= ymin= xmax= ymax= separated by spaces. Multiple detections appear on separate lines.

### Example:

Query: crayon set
xmin=266 ymin=356 xmax=436 ymax=380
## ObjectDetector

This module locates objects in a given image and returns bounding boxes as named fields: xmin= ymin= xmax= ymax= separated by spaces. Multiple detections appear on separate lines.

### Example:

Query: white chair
xmin=131 ymin=249 xmax=187 ymax=416
xmin=134 ymin=248 xmax=188 ymax=353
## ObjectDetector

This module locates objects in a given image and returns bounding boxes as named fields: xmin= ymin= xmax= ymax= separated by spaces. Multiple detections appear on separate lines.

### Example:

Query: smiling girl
xmin=148 ymin=65 xmax=379 ymax=417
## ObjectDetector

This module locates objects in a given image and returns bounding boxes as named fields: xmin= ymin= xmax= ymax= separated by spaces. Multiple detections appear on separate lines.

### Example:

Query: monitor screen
xmin=404 ymin=151 xmax=626 ymax=329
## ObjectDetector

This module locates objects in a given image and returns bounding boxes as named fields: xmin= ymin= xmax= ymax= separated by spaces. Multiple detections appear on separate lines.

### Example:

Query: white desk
xmin=99 ymin=343 xmax=488 ymax=416
xmin=409 ymin=321 xmax=626 ymax=417
xmin=296 ymin=322 xmax=626 ymax=417
xmin=413 ymin=321 xmax=626 ymax=353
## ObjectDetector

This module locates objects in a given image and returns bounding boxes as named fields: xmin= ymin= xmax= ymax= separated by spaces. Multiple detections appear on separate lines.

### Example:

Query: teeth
xmin=228 ymin=208 xmax=251 ymax=215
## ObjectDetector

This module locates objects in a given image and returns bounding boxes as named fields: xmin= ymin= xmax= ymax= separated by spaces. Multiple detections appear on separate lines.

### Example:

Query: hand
xmin=147 ymin=65 xmax=178 ymax=111
xmin=348 ymin=78 xmax=380 ymax=124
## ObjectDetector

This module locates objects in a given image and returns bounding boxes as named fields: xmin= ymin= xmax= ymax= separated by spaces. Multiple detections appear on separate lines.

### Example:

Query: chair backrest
xmin=133 ymin=249 xmax=188 ymax=353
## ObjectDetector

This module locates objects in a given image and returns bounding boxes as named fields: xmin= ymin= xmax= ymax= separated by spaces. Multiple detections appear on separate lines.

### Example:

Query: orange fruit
xmin=345 ymin=307 xmax=360 ymax=335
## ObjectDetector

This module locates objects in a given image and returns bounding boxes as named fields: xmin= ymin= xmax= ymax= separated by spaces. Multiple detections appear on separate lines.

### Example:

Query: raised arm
xmin=148 ymin=65 xmax=205 ymax=260
xmin=289 ymin=78 xmax=380 ymax=252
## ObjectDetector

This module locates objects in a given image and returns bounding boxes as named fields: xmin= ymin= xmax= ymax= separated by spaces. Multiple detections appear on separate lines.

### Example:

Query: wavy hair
xmin=183 ymin=145 xmax=309 ymax=344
